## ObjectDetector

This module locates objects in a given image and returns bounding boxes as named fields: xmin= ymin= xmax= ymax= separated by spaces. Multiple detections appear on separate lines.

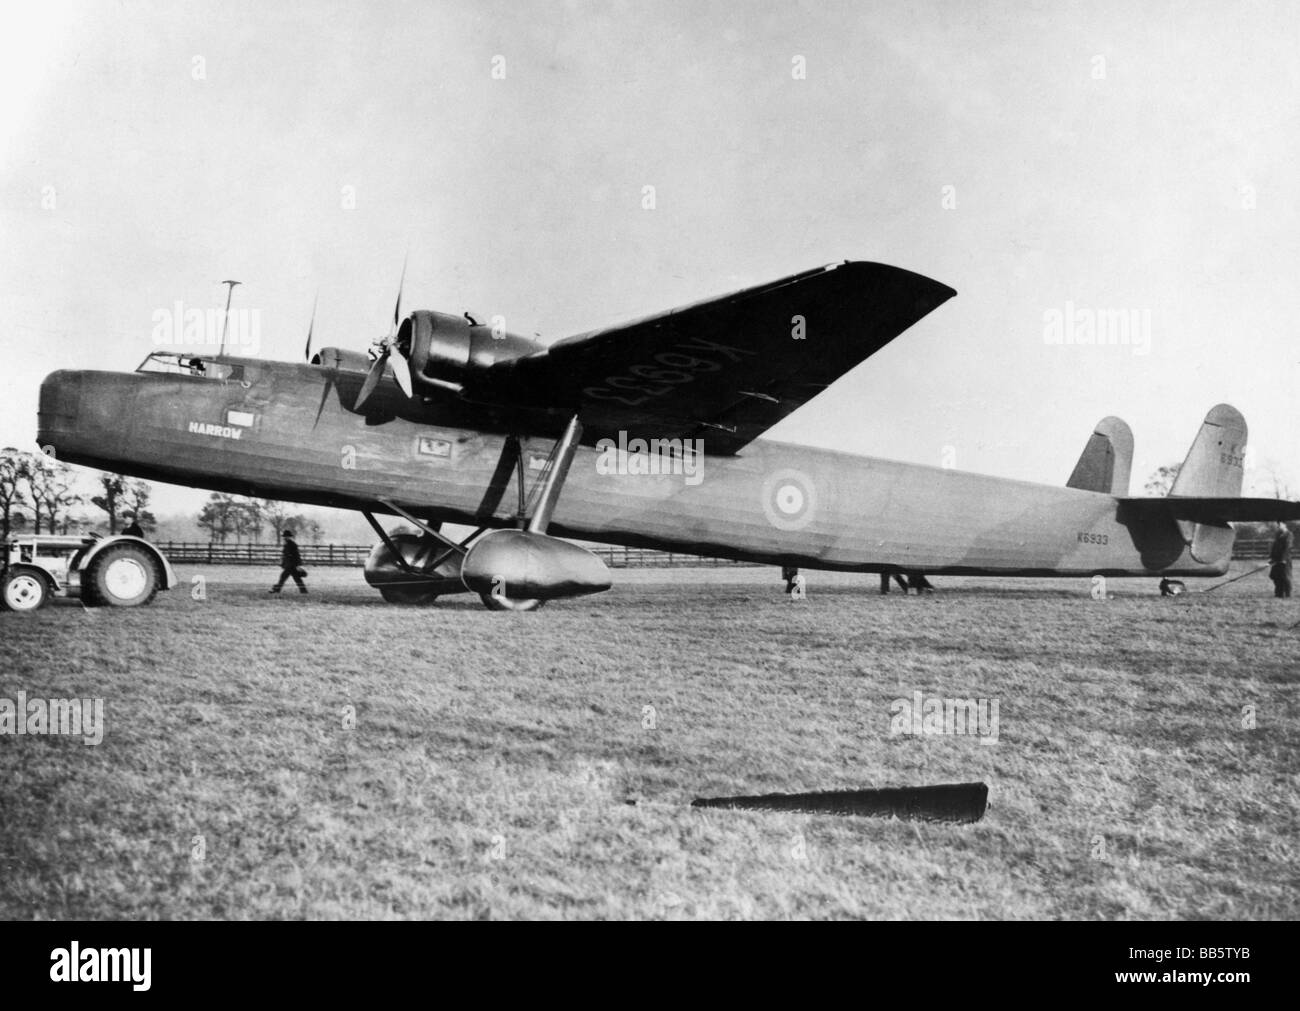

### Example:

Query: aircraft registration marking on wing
xmin=582 ymin=338 xmax=757 ymax=406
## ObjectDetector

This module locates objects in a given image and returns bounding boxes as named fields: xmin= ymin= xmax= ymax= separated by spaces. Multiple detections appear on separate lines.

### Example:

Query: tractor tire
xmin=82 ymin=542 xmax=160 ymax=608
xmin=1 ymin=568 xmax=52 ymax=612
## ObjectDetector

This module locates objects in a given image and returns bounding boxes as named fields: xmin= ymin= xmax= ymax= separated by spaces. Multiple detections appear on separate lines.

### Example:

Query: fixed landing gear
xmin=379 ymin=585 xmax=440 ymax=605
xmin=479 ymin=591 xmax=544 ymax=612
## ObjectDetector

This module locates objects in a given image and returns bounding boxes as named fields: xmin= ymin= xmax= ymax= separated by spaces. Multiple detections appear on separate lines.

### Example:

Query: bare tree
xmin=26 ymin=456 xmax=82 ymax=535
xmin=196 ymin=492 xmax=241 ymax=544
xmin=1144 ymin=464 xmax=1180 ymax=497
xmin=260 ymin=499 xmax=292 ymax=541
xmin=237 ymin=497 xmax=265 ymax=542
xmin=0 ymin=449 xmax=30 ymax=542
xmin=287 ymin=513 xmax=324 ymax=543
xmin=123 ymin=479 xmax=157 ymax=534
xmin=90 ymin=473 xmax=128 ymax=533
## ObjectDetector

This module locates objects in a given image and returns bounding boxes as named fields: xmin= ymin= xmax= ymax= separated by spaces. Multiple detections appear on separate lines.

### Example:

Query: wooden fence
xmin=158 ymin=537 xmax=1281 ymax=568
xmin=154 ymin=541 xmax=761 ymax=569
xmin=1233 ymin=537 xmax=1279 ymax=561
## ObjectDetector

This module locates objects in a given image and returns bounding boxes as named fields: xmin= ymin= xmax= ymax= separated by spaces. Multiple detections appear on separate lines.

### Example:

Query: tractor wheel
xmin=479 ymin=592 xmax=545 ymax=612
xmin=82 ymin=542 xmax=160 ymax=607
xmin=378 ymin=585 xmax=440 ymax=605
xmin=1 ymin=568 xmax=52 ymax=612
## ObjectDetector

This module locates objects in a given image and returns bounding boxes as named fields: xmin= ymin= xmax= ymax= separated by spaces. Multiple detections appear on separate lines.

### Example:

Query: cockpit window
xmin=137 ymin=352 xmax=247 ymax=382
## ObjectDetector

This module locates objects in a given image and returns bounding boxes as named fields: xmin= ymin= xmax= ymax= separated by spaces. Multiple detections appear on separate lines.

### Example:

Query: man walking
xmin=1269 ymin=524 xmax=1293 ymax=599
xmin=879 ymin=570 xmax=910 ymax=594
xmin=269 ymin=529 xmax=308 ymax=594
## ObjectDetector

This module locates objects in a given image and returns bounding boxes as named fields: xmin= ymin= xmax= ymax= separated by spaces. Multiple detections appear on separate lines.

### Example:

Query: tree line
xmin=0 ymin=448 xmax=154 ymax=540
xmin=0 ymin=448 xmax=317 ymax=545
xmin=195 ymin=493 xmax=323 ymax=544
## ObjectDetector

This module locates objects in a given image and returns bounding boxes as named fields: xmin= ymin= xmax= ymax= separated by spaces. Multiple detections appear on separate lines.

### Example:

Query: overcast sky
xmin=2 ymin=0 xmax=1297 ymax=515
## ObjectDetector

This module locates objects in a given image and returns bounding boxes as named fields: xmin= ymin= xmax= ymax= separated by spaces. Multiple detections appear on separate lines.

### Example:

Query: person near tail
xmin=1269 ymin=524 xmax=1293 ymax=599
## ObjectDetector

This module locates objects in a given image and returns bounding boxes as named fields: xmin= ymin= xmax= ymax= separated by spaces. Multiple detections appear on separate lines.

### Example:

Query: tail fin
xmin=1169 ymin=404 xmax=1247 ymax=562
xmin=1067 ymin=416 xmax=1133 ymax=495
xmin=1170 ymin=404 xmax=1247 ymax=498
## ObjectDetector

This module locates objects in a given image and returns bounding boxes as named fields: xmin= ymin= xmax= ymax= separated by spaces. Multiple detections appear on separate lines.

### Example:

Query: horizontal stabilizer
xmin=1119 ymin=497 xmax=1300 ymax=524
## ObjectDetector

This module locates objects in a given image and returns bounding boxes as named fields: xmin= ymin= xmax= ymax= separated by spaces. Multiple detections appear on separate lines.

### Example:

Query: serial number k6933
xmin=1077 ymin=532 xmax=1109 ymax=545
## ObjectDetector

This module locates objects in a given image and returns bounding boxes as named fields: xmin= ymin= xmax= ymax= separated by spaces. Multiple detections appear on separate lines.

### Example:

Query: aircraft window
xmin=137 ymin=352 xmax=247 ymax=381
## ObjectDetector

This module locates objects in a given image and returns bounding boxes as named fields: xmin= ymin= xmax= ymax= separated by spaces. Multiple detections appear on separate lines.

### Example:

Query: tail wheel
xmin=479 ymin=592 xmax=545 ymax=612
xmin=83 ymin=543 xmax=160 ymax=608
xmin=378 ymin=585 xmax=440 ymax=605
xmin=1 ymin=569 xmax=52 ymax=612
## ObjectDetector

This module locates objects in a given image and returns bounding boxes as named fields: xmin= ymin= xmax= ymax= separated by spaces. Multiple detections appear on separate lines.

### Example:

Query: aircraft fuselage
xmin=36 ymin=356 xmax=1226 ymax=577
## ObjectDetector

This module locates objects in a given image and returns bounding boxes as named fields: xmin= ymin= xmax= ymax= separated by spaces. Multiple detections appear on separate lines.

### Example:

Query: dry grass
xmin=0 ymin=562 xmax=1296 ymax=920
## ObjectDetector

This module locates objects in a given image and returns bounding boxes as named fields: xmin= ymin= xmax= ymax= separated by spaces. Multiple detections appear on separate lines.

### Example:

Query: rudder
xmin=1169 ymin=404 xmax=1247 ymax=563
xmin=1067 ymin=416 xmax=1133 ymax=495
xmin=1170 ymin=403 xmax=1247 ymax=498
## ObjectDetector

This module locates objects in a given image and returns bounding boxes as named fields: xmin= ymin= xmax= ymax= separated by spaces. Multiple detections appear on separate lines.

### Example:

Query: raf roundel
xmin=761 ymin=469 xmax=817 ymax=531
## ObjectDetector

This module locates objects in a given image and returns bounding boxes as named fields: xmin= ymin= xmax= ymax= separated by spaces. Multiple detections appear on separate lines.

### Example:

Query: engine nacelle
xmin=399 ymin=310 xmax=544 ymax=391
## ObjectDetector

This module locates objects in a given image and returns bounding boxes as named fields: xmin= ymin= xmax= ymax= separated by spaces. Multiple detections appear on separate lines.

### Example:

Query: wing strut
xmin=526 ymin=414 xmax=583 ymax=534
xmin=370 ymin=500 xmax=488 ymax=572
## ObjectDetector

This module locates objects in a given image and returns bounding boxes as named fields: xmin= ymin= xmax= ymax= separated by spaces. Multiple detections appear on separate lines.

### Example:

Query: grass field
xmin=1 ymin=562 xmax=1296 ymax=920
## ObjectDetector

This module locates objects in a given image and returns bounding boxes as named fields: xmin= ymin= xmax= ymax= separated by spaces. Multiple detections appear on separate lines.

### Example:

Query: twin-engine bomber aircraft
xmin=36 ymin=261 xmax=1300 ymax=609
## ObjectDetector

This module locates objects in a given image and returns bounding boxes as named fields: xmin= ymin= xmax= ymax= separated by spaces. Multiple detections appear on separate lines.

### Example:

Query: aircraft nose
xmin=37 ymin=370 xmax=82 ymax=453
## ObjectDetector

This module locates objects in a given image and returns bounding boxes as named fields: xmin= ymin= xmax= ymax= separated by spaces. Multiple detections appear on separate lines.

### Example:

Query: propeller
xmin=355 ymin=258 xmax=415 ymax=410
xmin=304 ymin=291 xmax=318 ymax=362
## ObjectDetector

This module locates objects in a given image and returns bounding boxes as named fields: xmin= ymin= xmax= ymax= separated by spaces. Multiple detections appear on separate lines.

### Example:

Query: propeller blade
xmin=392 ymin=254 xmax=407 ymax=332
xmin=304 ymin=292 xmax=318 ymax=362
xmin=354 ymin=348 xmax=388 ymax=410
xmin=392 ymin=351 xmax=414 ymax=398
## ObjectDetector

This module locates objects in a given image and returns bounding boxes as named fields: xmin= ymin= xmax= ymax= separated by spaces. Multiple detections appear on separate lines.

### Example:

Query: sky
xmin=2 ymin=0 xmax=1297 ymax=519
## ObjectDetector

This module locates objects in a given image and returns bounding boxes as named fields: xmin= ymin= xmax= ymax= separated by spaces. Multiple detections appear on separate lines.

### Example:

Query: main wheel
xmin=1 ymin=569 xmax=51 ymax=612
xmin=378 ymin=585 xmax=440 ymax=605
xmin=82 ymin=543 xmax=160 ymax=607
xmin=479 ymin=592 xmax=545 ymax=612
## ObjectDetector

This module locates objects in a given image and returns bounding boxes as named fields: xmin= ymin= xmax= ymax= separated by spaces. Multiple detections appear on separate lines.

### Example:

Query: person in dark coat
xmin=879 ymin=570 xmax=910 ymax=594
xmin=269 ymin=529 xmax=308 ymax=594
xmin=781 ymin=566 xmax=800 ymax=594
xmin=121 ymin=515 xmax=144 ymax=538
xmin=1269 ymin=524 xmax=1293 ymax=599
xmin=908 ymin=572 xmax=935 ymax=594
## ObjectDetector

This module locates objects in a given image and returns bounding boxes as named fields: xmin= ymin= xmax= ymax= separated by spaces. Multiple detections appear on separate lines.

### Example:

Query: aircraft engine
xmin=398 ymin=310 xmax=543 ymax=394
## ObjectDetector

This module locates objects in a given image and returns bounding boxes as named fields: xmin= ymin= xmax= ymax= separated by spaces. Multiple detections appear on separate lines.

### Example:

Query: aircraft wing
xmin=1119 ymin=497 xmax=1300 ymax=524
xmin=496 ymin=261 xmax=955 ymax=454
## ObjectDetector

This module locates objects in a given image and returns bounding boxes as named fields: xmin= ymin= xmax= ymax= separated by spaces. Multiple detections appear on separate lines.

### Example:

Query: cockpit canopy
xmin=136 ymin=352 xmax=250 ymax=383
